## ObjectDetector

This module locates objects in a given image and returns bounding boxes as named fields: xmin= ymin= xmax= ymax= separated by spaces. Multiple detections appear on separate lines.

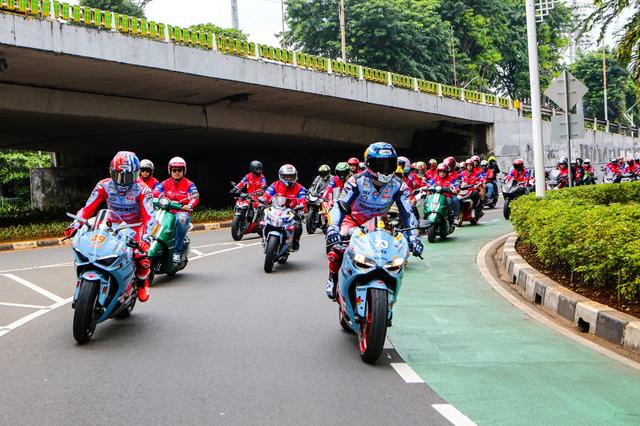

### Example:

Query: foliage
xmin=189 ymin=23 xmax=248 ymax=41
xmin=511 ymin=181 xmax=640 ymax=301
xmin=0 ymin=151 xmax=51 ymax=201
xmin=571 ymin=49 xmax=640 ymax=126
xmin=0 ymin=222 xmax=68 ymax=243
xmin=582 ymin=1 xmax=640 ymax=90
xmin=79 ymin=0 xmax=151 ymax=18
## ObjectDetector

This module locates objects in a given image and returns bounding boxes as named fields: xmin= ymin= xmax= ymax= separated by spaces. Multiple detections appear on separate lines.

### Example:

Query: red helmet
xmin=347 ymin=157 xmax=360 ymax=167
xmin=437 ymin=163 xmax=450 ymax=173
xmin=444 ymin=157 xmax=456 ymax=170
xmin=168 ymin=156 xmax=187 ymax=175
xmin=513 ymin=158 xmax=524 ymax=171
xmin=429 ymin=159 xmax=437 ymax=169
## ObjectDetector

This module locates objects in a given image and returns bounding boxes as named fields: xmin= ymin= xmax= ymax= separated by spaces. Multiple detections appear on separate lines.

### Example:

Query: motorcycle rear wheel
xmin=231 ymin=215 xmax=246 ymax=241
xmin=305 ymin=207 xmax=318 ymax=234
xmin=358 ymin=288 xmax=388 ymax=364
xmin=73 ymin=279 xmax=100 ymax=344
xmin=264 ymin=235 xmax=279 ymax=273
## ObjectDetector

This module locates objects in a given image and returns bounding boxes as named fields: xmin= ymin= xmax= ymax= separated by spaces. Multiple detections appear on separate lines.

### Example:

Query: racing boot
xmin=137 ymin=278 xmax=151 ymax=302
xmin=325 ymin=272 xmax=338 ymax=300
xmin=292 ymin=238 xmax=300 ymax=251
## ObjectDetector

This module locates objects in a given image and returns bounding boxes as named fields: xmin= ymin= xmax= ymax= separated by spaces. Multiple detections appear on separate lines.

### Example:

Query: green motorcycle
xmin=148 ymin=198 xmax=191 ymax=282
xmin=423 ymin=186 xmax=455 ymax=243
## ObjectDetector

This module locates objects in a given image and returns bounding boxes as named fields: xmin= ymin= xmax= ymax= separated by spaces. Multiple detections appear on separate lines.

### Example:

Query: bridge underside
xmin=0 ymin=45 xmax=491 ymax=206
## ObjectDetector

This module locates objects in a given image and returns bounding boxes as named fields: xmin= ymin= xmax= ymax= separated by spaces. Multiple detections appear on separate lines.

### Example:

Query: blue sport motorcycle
xmin=67 ymin=209 xmax=141 ymax=344
xmin=334 ymin=202 xmax=424 ymax=364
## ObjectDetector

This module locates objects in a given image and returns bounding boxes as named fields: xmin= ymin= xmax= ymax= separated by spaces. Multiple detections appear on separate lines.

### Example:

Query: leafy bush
xmin=511 ymin=182 xmax=640 ymax=301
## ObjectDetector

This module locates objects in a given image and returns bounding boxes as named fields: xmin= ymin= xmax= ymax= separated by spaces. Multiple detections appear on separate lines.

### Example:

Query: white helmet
xmin=278 ymin=164 xmax=297 ymax=187
xmin=168 ymin=156 xmax=187 ymax=175
xmin=140 ymin=159 xmax=154 ymax=172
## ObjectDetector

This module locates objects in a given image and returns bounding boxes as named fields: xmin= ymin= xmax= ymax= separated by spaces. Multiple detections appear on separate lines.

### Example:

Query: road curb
xmin=0 ymin=220 xmax=233 ymax=253
xmin=502 ymin=235 xmax=640 ymax=355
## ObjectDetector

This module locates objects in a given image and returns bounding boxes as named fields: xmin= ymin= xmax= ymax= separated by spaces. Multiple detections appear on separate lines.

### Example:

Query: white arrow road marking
xmin=1 ymin=273 xmax=64 ymax=303
xmin=0 ymin=297 xmax=72 ymax=338
xmin=190 ymin=249 xmax=205 ymax=257
xmin=432 ymin=404 xmax=477 ymax=426
xmin=390 ymin=363 xmax=425 ymax=384
xmin=0 ymin=302 xmax=48 ymax=309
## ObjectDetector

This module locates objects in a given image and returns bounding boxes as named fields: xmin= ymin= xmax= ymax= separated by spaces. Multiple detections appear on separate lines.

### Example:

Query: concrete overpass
xmin=0 ymin=4 xmax=637 ymax=206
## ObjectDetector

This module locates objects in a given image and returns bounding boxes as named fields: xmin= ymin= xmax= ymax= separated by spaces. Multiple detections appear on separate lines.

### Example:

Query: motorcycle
xmin=262 ymin=196 xmax=303 ymax=273
xmin=230 ymin=182 xmax=264 ymax=241
xmin=305 ymin=189 xmax=324 ymax=235
xmin=147 ymin=197 xmax=191 ymax=281
xmin=423 ymin=186 xmax=455 ymax=243
xmin=456 ymin=185 xmax=481 ymax=226
xmin=603 ymin=169 xmax=622 ymax=184
xmin=333 ymin=201 xmax=425 ymax=364
xmin=620 ymin=172 xmax=636 ymax=183
xmin=546 ymin=170 xmax=569 ymax=190
xmin=582 ymin=172 xmax=596 ymax=185
xmin=67 ymin=209 xmax=140 ymax=344
xmin=483 ymin=181 xmax=499 ymax=209
xmin=502 ymin=179 xmax=529 ymax=220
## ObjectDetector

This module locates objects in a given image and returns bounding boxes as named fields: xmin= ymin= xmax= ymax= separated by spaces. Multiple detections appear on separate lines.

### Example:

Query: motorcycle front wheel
xmin=231 ymin=214 xmax=247 ymax=241
xmin=503 ymin=199 xmax=511 ymax=220
xmin=73 ymin=279 xmax=100 ymax=344
xmin=427 ymin=223 xmax=437 ymax=243
xmin=358 ymin=288 xmax=388 ymax=364
xmin=305 ymin=207 xmax=318 ymax=234
xmin=264 ymin=235 xmax=279 ymax=273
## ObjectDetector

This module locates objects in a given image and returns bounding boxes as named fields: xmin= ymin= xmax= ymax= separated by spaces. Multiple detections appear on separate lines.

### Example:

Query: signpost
xmin=544 ymin=70 xmax=588 ymax=187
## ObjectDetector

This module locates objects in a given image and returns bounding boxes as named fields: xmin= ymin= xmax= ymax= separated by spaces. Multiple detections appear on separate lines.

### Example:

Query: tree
xmin=283 ymin=0 xmax=453 ymax=82
xmin=79 ymin=0 xmax=151 ymax=18
xmin=189 ymin=23 xmax=248 ymax=41
xmin=571 ymin=50 xmax=640 ymax=126
xmin=0 ymin=151 xmax=51 ymax=200
xmin=582 ymin=1 xmax=640 ymax=89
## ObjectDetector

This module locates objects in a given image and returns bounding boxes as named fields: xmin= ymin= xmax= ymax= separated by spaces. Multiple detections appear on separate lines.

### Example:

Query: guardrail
xmin=0 ymin=0 xmax=636 ymax=139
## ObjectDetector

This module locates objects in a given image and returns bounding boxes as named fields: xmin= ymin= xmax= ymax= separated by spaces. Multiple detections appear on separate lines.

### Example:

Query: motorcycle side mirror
xmin=337 ymin=200 xmax=351 ymax=215
xmin=230 ymin=181 xmax=237 ymax=187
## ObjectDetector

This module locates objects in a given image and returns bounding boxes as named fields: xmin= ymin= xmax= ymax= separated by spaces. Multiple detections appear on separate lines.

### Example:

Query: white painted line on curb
xmin=1 ymin=273 xmax=64 ymax=303
xmin=390 ymin=363 xmax=425 ymax=384
xmin=0 ymin=302 xmax=48 ymax=309
xmin=432 ymin=404 xmax=477 ymax=426
xmin=0 ymin=297 xmax=72 ymax=337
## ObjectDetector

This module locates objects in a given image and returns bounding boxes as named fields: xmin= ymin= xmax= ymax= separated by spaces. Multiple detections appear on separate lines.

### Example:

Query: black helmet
xmin=250 ymin=160 xmax=263 ymax=174
xmin=575 ymin=157 xmax=583 ymax=167
xmin=558 ymin=158 xmax=568 ymax=167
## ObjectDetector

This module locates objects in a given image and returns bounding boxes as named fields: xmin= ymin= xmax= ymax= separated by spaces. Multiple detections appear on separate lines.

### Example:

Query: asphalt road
xmin=0 ymin=226 xmax=456 ymax=425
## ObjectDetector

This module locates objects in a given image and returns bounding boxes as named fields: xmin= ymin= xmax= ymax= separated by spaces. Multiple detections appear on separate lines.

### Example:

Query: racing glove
xmin=409 ymin=236 xmax=424 ymax=257
xmin=64 ymin=223 xmax=80 ymax=238
xmin=326 ymin=226 xmax=341 ymax=246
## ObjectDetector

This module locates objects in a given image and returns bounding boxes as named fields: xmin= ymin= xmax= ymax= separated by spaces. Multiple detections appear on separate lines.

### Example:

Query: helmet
xmin=428 ymin=159 xmax=437 ymax=169
xmin=110 ymin=151 xmax=140 ymax=187
xmin=584 ymin=158 xmax=591 ymax=165
xmin=465 ymin=160 xmax=474 ymax=169
xmin=415 ymin=161 xmax=427 ymax=177
xmin=488 ymin=156 xmax=496 ymax=163
xmin=513 ymin=158 xmax=524 ymax=171
xmin=318 ymin=164 xmax=331 ymax=178
xmin=628 ymin=157 xmax=636 ymax=165
xmin=335 ymin=162 xmax=350 ymax=179
xmin=480 ymin=160 xmax=489 ymax=167
xmin=347 ymin=157 xmax=360 ymax=167
xmin=575 ymin=157 xmax=583 ymax=167
xmin=437 ymin=163 xmax=449 ymax=173
xmin=444 ymin=156 xmax=456 ymax=170
xmin=168 ymin=156 xmax=187 ymax=175
xmin=471 ymin=155 xmax=481 ymax=164
xmin=249 ymin=160 xmax=263 ymax=174
xmin=140 ymin=159 xmax=154 ymax=173
xmin=610 ymin=157 xmax=619 ymax=165
xmin=278 ymin=164 xmax=298 ymax=187
xmin=364 ymin=142 xmax=397 ymax=184
xmin=558 ymin=158 xmax=568 ymax=167
xmin=394 ymin=165 xmax=405 ymax=177
xmin=397 ymin=156 xmax=411 ymax=174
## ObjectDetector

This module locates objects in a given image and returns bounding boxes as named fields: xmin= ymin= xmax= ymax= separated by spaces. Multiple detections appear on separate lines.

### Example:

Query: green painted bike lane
xmin=390 ymin=219 xmax=640 ymax=425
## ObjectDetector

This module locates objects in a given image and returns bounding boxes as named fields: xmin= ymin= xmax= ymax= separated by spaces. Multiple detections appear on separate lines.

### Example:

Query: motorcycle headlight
xmin=384 ymin=257 xmax=405 ymax=272
xmin=96 ymin=254 xmax=119 ymax=266
xmin=73 ymin=248 xmax=89 ymax=263
xmin=159 ymin=198 xmax=170 ymax=208
xmin=353 ymin=253 xmax=376 ymax=269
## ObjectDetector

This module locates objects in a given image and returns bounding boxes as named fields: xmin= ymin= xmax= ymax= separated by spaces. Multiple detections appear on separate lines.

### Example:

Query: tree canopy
xmin=79 ymin=0 xmax=151 ymax=18
xmin=189 ymin=23 xmax=248 ymax=42
xmin=0 ymin=151 xmax=51 ymax=200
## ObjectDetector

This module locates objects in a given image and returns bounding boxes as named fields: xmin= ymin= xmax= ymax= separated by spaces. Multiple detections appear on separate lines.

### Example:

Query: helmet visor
xmin=319 ymin=170 xmax=330 ymax=178
xmin=111 ymin=170 xmax=137 ymax=186
xmin=367 ymin=157 xmax=397 ymax=176
xmin=281 ymin=173 xmax=297 ymax=183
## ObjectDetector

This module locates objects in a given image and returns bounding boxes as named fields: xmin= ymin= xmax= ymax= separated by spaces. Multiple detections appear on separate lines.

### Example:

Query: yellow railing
xmin=1 ymin=1 xmax=517 ymax=111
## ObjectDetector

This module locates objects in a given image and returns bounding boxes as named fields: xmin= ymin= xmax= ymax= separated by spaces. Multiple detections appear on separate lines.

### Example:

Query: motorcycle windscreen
xmin=92 ymin=209 xmax=124 ymax=232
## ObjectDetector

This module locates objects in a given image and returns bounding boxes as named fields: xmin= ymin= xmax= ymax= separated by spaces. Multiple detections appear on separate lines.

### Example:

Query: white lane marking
xmin=0 ymin=302 xmax=48 ymax=309
xmin=432 ymin=404 xmax=477 ymax=426
xmin=0 ymin=297 xmax=72 ymax=337
xmin=191 ymin=249 xmax=205 ymax=257
xmin=1 ymin=274 xmax=65 ymax=303
xmin=189 ymin=242 xmax=262 ymax=261
xmin=390 ymin=363 xmax=425 ymax=384
xmin=383 ymin=338 xmax=394 ymax=349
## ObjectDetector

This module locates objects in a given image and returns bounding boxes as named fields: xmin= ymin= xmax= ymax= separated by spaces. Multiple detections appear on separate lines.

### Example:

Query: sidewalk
xmin=390 ymin=219 xmax=640 ymax=425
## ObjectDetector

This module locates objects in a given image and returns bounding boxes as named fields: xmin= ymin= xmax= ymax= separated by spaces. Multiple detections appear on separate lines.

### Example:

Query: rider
xmin=429 ymin=163 xmax=460 ymax=224
xmin=425 ymin=159 xmax=438 ymax=182
xmin=574 ymin=158 xmax=585 ymax=185
xmin=583 ymin=158 xmax=595 ymax=178
xmin=414 ymin=161 xmax=428 ymax=188
xmin=309 ymin=164 xmax=332 ymax=196
xmin=480 ymin=160 xmax=496 ymax=203
xmin=324 ymin=142 xmax=423 ymax=300
xmin=261 ymin=164 xmax=307 ymax=251
xmin=153 ymin=157 xmax=200 ymax=265
xmin=488 ymin=156 xmax=501 ymax=178
xmin=323 ymin=162 xmax=350 ymax=203
xmin=65 ymin=151 xmax=155 ymax=302
xmin=505 ymin=158 xmax=530 ymax=184
xmin=347 ymin=157 xmax=361 ymax=176
xmin=625 ymin=157 xmax=640 ymax=177
xmin=557 ymin=158 xmax=569 ymax=177
xmin=460 ymin=161 xmax=483 ymax=216
xmin=397 ymin=156 xmax=414 ymax=191
xmin=140 ymin=159 xmax=159 ymax=190
xmin=607 ymin=157 xmax=622 ymax=175
xmin=231 ymin=160 xmax=267 ymax=197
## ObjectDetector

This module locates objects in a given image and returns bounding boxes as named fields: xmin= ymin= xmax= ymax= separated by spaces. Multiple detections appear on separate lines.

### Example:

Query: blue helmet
xmin=364 ymin=142 xmax=397 ymax=183
xmin=110 ymin=151 xmax=140 ymax=187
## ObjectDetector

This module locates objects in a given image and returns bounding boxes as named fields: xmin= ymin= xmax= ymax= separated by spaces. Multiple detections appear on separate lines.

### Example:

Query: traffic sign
xmin=551 ymin=111 xmax=585 ymax=140
xmin=544 ymin=72 xmax=588 ymax=112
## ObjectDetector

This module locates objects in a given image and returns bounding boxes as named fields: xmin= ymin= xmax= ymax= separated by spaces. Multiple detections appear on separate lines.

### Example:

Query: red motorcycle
xmin=456 ymin=185 xmax=482 ymax=226
xmin=230 ymin=182 xmax=265 ymax=241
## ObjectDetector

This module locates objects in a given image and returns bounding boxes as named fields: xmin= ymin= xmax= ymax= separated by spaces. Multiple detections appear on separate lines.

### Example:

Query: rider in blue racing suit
xmin=324 ymin=142 xmax=424 ymax=299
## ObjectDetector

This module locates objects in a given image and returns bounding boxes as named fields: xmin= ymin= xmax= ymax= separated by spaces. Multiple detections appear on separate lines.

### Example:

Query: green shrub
xmin=511 ymin=182 xmax=640 ymax=301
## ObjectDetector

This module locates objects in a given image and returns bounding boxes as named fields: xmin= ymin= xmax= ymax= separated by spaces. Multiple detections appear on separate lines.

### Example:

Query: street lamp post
xmin=602 ymin=43 xmax=609 ymax=130
xmin=526 ymin=0 xmax=546 ymax=198
xmin=231 ymin=0 xmax=239 ymax=30
xmin=339 ymin=0 xmax=346 ymax=62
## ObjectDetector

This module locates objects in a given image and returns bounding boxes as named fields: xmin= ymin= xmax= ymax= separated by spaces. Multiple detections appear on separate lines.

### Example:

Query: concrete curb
xmin=0 ymin=220 xmax=233 ymax=253
xmin=502 ymin=235 xmax=640 ymax=355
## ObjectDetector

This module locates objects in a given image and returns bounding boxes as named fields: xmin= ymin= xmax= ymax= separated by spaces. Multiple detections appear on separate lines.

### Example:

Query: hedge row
xmin=510 ymin=181 xmax=640 ymax=302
